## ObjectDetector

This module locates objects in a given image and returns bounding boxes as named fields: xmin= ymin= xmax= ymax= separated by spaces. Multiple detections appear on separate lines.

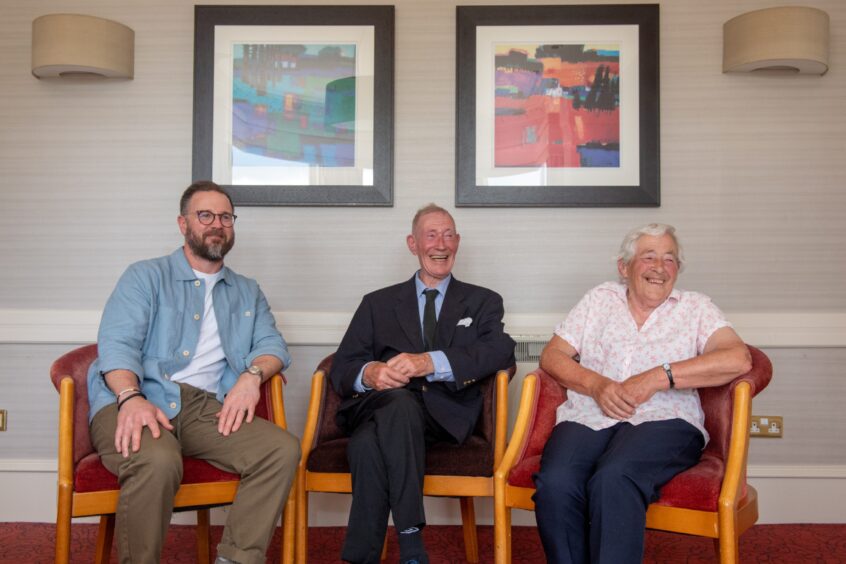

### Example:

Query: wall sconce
xmin=723 ymin=6 xmax=829 ymax=75
xmin=32 ymin=14 xmax=134 ymax=78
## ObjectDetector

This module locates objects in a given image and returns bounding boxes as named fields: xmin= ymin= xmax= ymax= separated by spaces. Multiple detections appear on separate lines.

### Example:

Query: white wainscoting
xmin=3 ymin=309 xmax=846 ymax=347
xmin=1 ymin=459 xmax=843 ymax=524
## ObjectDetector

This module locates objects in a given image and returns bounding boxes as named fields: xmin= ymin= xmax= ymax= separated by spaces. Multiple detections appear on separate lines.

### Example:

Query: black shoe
xmin=401 ymin=555 xmax=429 ymax=564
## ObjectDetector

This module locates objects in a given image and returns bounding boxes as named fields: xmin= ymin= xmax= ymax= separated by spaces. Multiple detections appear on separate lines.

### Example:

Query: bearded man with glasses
xmin=87 ymin=180 xmax=299 ymax=564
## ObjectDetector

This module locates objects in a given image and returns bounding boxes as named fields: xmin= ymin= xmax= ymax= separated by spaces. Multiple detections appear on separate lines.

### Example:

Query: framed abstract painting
xmin=456 ymin=4 xmax=659 ymax=207
xmin=193 ymin=5 xmax=394 ymax=206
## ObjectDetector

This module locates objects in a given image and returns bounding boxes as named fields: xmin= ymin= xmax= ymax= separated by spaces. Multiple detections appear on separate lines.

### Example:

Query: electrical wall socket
xmin=750 ymin=415 xmax=782 ymax=438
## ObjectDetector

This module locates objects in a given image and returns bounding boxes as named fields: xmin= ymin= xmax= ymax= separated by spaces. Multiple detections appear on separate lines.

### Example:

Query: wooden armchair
xmin=494 ymin=345 xmax=773 ymax=564
xmin=296 ymin=354 xmax=515 ymax=563
xmin=50 ymin=344 xmax=296 ymax=564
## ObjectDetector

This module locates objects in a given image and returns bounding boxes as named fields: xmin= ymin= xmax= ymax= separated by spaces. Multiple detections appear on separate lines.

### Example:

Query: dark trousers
xmin=341 ymin=388 xmax=452 ymax=564
xmin=533 ymin=419 xmax=704 ymax=564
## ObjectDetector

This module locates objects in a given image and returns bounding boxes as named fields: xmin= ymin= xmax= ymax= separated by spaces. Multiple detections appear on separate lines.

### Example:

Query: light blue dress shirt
xmin=87 ymin=247 xmax=290 ymax=421
xmin=353 ymin=272 xmax=455 ymax=392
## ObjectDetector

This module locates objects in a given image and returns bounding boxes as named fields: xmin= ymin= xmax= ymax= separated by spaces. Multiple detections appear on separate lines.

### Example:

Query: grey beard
xmin=201 ymin=242 xmax=225 ymax=261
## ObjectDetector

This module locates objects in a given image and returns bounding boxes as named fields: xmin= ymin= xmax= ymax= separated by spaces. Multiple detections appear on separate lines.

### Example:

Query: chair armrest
xmin=718 ymin=381 xmax=753 ymax=513
xmin=732 ymin=346 xmax=773 ymax=398
xmin=711 ymin=346 xmax=772 ymax=517
xmin=57 ymin=377 xmax=75 ymax=492
xmin=493 ymin=369 xmax=510 ymax=469
xmin=494 ymin=373 xmax=539 ymax=484
xmin=268 ymin=373 xmax=287 ymax=430
xmin=298 ymin=369 xmax=327 ymax=472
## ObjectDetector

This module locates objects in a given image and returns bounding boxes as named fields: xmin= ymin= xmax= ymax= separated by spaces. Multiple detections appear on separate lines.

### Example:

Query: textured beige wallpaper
xmin=1 ymin=0 xmax=844 ymax=315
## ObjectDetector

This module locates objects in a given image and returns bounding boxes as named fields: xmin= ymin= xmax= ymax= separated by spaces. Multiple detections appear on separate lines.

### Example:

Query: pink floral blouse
xmin=553 ymin=282 xmax=731 ymax=444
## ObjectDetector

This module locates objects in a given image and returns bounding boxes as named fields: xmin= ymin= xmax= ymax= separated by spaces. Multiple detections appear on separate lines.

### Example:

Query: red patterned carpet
xmin=1 ymin=523 xmax=842 ymax=563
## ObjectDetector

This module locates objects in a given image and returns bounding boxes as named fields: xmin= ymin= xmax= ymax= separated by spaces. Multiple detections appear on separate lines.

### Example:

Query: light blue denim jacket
xmin=87 ymin=248 xmax=291 ymax=421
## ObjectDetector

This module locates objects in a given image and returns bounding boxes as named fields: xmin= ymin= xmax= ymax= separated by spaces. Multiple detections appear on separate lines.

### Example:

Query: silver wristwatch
xmin=247 ymin=364 xmax=264 ymax=381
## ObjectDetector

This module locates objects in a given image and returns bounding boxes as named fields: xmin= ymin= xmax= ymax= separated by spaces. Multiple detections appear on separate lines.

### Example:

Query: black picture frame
xmin=193 ymin=5 xmax=395 ymax=206
xmin=455 ymin=4 xmax=659 ymax=207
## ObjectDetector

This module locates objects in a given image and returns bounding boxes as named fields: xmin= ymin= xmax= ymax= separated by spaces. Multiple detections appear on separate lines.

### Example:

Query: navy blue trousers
xmin=533 ymin=419 xmax=704 ymax=564
xmin=341 ymin=388 xmax=452 ymax=564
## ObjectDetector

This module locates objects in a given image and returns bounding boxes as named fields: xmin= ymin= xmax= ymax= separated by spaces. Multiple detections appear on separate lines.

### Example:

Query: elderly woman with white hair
xmin=534 ymin=223 xmax=752 ymax=564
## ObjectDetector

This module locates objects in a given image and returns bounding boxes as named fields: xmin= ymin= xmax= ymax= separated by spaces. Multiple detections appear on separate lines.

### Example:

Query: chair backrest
xmin=476 ymin=364 xmax=517 ymax=444
xmin=520 ymin=369 xmax=567 ymax=464
xmin=50 ymin=343 xmax=275 ymax=467
xmin=311 ymin=353 xmax=515 ymax=451
xmin=521 ymin=344 xmax=772 ymax=465
xmin=313 ymin=354 xmax=346 ymax=447
xmin=50 ymin=344 xmax=99 ymax=466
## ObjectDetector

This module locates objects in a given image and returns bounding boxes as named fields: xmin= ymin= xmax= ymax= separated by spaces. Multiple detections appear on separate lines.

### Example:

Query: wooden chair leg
xmin=718 ymin=534 xmax=740 ymax=564
xmin=196 ymin=508 xmax=211 ymax=564
xmin=459 ymin=497 xmax=479 ymax=563
xmin=54 ymin=500 xmax=73 ymax=564
xmin=494 ymin=505 xmax=510 ymax=564
xmin=295 ymin=480 xmax=308 ymax=564
xmin=281 ymin=491 xmax=296 ymax=564
xmin=94 ymin=514 xmax=115 ymax=564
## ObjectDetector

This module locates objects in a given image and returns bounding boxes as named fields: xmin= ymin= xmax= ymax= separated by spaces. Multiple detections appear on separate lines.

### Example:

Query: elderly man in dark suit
xmin=330 ymin=203 xmax=515 ymax=564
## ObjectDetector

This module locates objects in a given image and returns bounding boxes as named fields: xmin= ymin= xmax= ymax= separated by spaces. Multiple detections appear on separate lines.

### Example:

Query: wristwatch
xmin=662 ymin=363 xmax=675 ymax=389
xmin=247 ymin=364 xmax=264 ymax=381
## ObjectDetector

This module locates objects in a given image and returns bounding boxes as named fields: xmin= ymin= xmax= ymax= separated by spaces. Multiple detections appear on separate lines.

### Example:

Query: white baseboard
xmin=2 ymin=309 xmax=846 ymax=347
xmin=2 ymin=462 xmax=843 ymax=525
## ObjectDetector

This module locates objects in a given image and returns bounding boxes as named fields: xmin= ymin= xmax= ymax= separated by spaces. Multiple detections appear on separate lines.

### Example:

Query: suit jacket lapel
xmin=437 ymin=277 xmax=467 ymax=347
xmin=395 ymin=277 xmax=424 ymax=351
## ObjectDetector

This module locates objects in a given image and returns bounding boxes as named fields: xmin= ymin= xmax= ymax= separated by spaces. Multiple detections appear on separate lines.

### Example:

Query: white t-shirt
xmin=170 ymin=269 xmax=227 ymax=393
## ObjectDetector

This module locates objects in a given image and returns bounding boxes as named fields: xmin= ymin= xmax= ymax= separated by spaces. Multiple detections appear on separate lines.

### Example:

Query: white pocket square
xmin=457 ymin=317 xmax=473 ymax=327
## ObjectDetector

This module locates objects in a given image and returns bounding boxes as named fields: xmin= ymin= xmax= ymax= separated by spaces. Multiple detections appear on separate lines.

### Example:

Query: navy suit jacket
xmin=330 ymin=275 xmax=516 ymax=443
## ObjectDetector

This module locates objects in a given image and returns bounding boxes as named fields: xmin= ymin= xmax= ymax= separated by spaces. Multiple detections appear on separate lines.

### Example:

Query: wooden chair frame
xmin=55 ymin=371 xmax=296 ymax=564
xmin=295 ymin=366 xmax=512 ymax=563
xmin=494 ymin=354 xmax=768 ymax=564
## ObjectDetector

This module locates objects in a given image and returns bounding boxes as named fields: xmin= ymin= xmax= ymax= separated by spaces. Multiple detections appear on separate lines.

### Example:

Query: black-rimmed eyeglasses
xmin=192 ymin=210 xmax=237 ymax=227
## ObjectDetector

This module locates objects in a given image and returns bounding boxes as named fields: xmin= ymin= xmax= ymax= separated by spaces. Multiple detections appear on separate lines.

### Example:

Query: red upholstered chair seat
xmin=506 ymin=455 xmax=541 ymax=489
xmin=506 ymin=451 xmax=726 ymax=512
xmin=74 ymin=454 xmax=241 ymax=493
xmin=652 ymin=453 xmax=726 ymax=512
xmin=307 ymin=435 xmax=495 ymax=477
xmin=73 ymin=454 xmax=118 ymax=493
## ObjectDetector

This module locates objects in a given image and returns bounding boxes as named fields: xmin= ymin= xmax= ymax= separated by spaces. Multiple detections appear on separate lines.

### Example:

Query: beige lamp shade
xmin=32 ymin=14 xmax=134 ymax=78
xmin=723 ymin=6 xmax=829 ymax=75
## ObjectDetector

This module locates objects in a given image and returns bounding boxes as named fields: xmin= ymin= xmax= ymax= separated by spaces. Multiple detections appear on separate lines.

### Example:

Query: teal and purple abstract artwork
xmin=232 ymin=44 xmax=356 ymax=168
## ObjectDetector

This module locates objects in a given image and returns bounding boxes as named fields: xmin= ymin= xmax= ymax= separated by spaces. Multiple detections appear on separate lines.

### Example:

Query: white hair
xmin=411 ymin=203 xmax=454 ymax=234
xmin=616 ymin=223 xmax=685 ymax=271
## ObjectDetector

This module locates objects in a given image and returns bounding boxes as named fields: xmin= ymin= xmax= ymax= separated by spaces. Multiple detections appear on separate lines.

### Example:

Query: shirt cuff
xmin=426 ymin=351 xmax=454 ymax=382
xmin=353 ymin=362 xmax=374 ymax=393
